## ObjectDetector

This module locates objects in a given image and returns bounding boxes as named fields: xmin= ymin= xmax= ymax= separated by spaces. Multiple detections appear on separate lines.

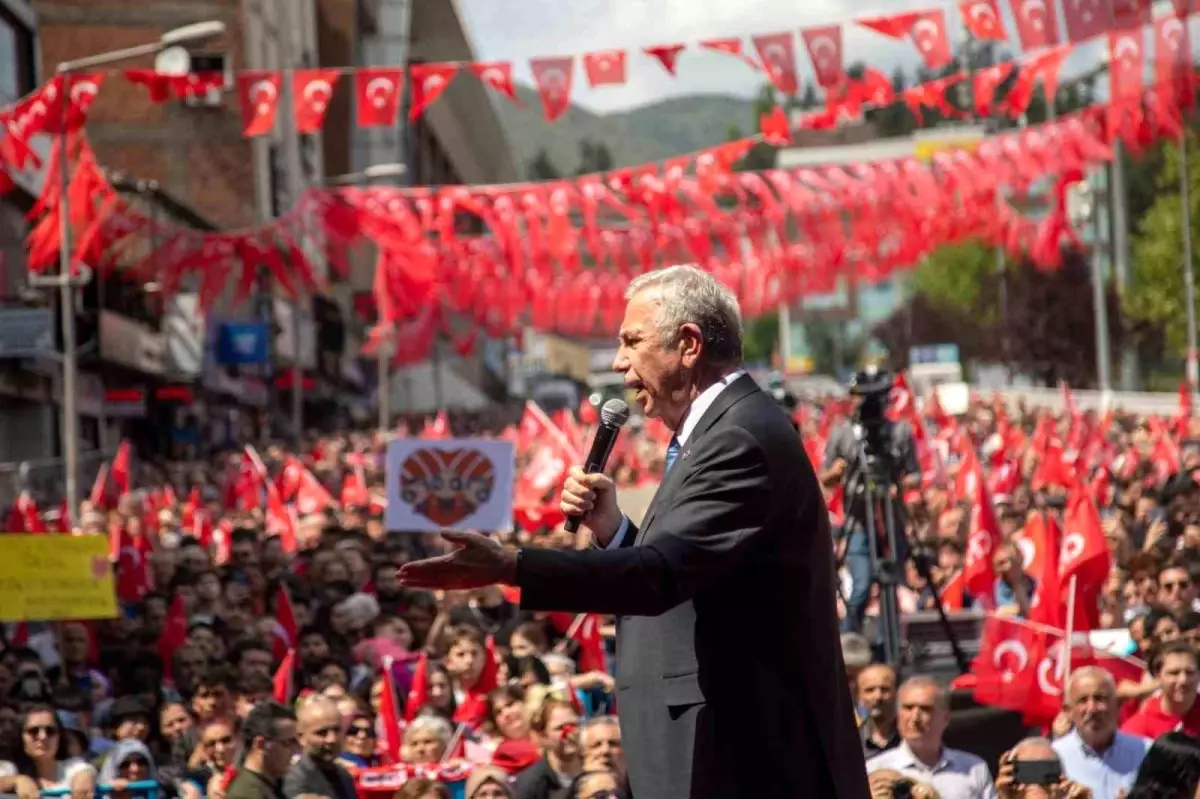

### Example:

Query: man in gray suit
xmin=399 ymin=265 xmax=869 ymax=799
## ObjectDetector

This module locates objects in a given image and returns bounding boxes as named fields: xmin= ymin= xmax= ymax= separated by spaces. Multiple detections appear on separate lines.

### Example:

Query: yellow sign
xmin=0 ymin=535 xmax=117 ymax=621
xmin=913 ymin=137 xmax=982 ymax=162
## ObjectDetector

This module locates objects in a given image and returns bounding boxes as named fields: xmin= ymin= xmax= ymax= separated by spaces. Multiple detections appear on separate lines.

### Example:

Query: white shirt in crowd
xmin=0 ymin=758 xmax=95 ymax=790
xmin=867 ymin=742 xmax=997 ymax=799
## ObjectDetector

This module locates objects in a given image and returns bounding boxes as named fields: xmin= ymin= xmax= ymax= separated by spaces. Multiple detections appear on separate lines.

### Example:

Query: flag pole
xmin=1062 ymin=575 xmax=1078 ymax=696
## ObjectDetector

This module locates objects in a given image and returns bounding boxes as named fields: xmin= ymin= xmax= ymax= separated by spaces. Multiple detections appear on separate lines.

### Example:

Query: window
xmin=0 ymin=5 xmax=33 ymax=106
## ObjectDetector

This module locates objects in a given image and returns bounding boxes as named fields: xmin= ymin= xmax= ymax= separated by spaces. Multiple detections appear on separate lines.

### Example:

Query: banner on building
xmin=0 ymin=534 xmax=117 ymax=621
xmin=385 ymin=439 xmax=514 ymax=533
xmin=216 ymin=322 xmax=270 ymax=366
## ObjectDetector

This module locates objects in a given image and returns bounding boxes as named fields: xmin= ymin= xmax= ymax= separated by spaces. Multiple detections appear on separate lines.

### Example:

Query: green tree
xmin=908 ymin=240 xmax=1000 ymax=321
xmin=526 ymin=149 xmax=560 ymax=181
xmin=1129 ymin=131 xmax=1200 ymax=355
xmin=742 ymin=312 xmax=780 ymax=365
xmin=575 ymin=139 xmax=614 ymax=175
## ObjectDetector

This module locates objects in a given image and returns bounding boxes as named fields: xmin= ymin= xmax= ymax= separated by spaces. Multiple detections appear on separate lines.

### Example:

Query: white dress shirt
xmin=867 ymin=743 xmax=996 ymax=799
xmin=604 ymin=370 xmax=747 ymax=549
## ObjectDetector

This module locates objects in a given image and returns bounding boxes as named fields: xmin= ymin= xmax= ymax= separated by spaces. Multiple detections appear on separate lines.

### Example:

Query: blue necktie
xmin=665 ymin=436 xmax=681 ymax=473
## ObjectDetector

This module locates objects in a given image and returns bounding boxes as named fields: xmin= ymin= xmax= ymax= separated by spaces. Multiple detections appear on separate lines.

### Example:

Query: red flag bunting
xmin=751 ymin=32 xmax=799 ymax=95
xmin=644 ymin=44 xmax=685 ymax=75
xmin=355 ymin=67 xmax=404 ymax=127
xmin=292 ymin=69 xmax=340 ymax=134
xmin=237 ymin=71 xmax=282 ymax=137
xmin=470 ymin=62 xmax=521 ymax=105
xmin=529 ymin=56 xmax=575 ymax=122
xmin=800 ymin=26 xmax=845 ymax=89
xmin=408 ymin=64 xmax=458 ymax=121
xmin=959 ymin=0 xmax=1007 ymax=41
xmin=583 ymin=50 xmax=627 ymax=87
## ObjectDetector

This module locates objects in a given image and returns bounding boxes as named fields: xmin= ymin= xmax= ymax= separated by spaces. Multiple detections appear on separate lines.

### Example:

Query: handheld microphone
xmin=564 ymin=398 xmax=631 ymax=533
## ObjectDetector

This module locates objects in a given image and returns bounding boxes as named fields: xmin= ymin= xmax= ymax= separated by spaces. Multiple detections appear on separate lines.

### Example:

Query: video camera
xmin=848 ymin=365 xmax=894 ymax=464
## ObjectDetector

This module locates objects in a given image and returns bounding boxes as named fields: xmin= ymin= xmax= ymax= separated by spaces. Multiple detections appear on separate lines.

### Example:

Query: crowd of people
xmin=2 ymin=385 xmax=1200 ymax=797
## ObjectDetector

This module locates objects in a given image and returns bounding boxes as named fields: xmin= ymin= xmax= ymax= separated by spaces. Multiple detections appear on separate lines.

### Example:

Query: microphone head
xmin=600 ymin=398 xmax=631 ymax=428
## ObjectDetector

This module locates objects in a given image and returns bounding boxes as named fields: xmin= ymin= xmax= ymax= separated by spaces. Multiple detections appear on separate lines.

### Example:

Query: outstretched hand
xmin=397 ymin=531 xmax=518 ymax=591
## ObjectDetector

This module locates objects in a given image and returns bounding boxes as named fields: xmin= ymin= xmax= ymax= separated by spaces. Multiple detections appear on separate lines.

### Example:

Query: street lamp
xmin=323 ymin=163 xmax=408 ymax=430
xmin=1066 ymin=180 xmax=1112 ymax=399
xmin=27 ymin=20 xmax=225 ymax=520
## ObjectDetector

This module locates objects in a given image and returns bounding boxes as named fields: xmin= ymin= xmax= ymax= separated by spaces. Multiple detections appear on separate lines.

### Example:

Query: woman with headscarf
xmin=465 ymin=765 xmax=515 ymax=799
xmin=98 ymin=739 xmax=159 ymax=799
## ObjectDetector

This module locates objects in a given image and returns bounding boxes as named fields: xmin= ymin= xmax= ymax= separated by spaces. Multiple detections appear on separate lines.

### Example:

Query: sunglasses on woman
xmin=23 ymin=725 xmax=58 ymax=739
xmin=347 ymin=725 xmax=375 ymax=738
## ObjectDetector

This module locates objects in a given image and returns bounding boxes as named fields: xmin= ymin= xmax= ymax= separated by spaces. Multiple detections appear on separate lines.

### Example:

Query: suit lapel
xmin=633 ymin=374 xmax=761 ymax=544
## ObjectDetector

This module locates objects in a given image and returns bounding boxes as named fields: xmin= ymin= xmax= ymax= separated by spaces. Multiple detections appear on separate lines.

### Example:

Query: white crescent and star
xmin=1162 ymin=18 xmax=1185 ymax=50
xmin=422 ymin=74 xmax=446 ymax=96
xmin=969 ymin=2 xmax=998 ymax=31
xmin=1023 ymin=0 xmax=1049 ymax=31
xmin=302 ymin=79 xmax=332 ymax=113
xmin=809 ymin=35 xmax=839 ymax=68
xmin=70 ymin=81 xmax=98 ymax=105
xmin=912 ymin=19 xmax=942 ymax=53
xmin=365 ymin=77 xmax=394 ymax=109
xmin=250 ymin=79 xmax=277 ymax=114
xmin=1061 ymin=532 xmax=1086 ymax=564
xmin=994 ymin=640 xmax=1029 ymax=682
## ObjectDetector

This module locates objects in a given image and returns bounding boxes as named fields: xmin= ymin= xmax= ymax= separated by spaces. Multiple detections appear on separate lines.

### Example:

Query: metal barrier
xmin=40 ymin=781 xmax=158 ymax=799
xmin=0 ymin=448 xmax=115 ymax=509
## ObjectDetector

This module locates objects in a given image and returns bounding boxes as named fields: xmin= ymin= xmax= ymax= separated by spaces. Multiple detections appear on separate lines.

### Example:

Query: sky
xmin=453 ymin=0 xmax=1171 ymax=114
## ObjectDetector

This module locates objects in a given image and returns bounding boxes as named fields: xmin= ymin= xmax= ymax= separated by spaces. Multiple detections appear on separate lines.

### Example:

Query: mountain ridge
xmin=493 ymin=84 xmax=759 ymax=178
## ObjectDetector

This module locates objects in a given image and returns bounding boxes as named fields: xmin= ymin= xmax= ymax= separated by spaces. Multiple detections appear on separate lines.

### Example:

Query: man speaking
xmin=399 ymin=265 xmax=868 ymax=799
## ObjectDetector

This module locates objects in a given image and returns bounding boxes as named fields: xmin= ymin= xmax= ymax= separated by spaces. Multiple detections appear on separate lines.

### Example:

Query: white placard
xmin=384 ymin=438 xmax=514 ymax=533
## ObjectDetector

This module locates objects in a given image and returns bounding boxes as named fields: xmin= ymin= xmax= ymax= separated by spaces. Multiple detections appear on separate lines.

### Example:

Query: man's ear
xmin=677 ymin=323 xmax=703 ymax=368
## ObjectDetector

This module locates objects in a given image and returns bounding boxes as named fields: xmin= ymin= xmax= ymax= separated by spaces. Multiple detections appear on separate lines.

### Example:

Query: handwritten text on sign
xmin=0 ymin=534 xmax=117 ymax=621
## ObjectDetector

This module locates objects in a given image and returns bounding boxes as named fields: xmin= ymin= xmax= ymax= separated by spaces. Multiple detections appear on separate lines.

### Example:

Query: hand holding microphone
xmin=561 ymin=399 xmax=630 ymax=544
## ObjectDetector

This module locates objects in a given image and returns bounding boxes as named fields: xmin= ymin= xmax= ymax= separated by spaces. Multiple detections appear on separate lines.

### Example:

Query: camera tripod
xmin=848 ymin=436 xmax=969 ymax=675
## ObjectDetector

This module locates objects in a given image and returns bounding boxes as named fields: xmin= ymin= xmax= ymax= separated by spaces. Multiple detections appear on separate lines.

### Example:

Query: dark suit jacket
xmin=281 ymin=754 xmax=357 ymax=799
xmin=512 ymin=756 xmax=568 ymax=799
xmin=517 ymin=374 xmax=870 ymax=799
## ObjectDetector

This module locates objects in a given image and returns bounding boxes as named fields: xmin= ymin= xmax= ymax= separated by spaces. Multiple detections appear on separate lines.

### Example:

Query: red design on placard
xmin=801 ymin=26 xmax=844 ymax=89
xmin=583 ymin=50 xmax=627 ymax=87
xmin=409 ymin=64 xmax=459 ymax=121
xmin=355 ymin=67 xmax=404 ymax=127
xmin=644 ymin=44 xmax=685 ymax=75
xmin=530 ymin=56 xmax=575 ymax=122
xmin=237 ymin=71 xmax=282 ymax=137
xmin=399 ymin=448 xmax=496 ymax=527
xmin=1008 ymin=0 xmax=1061 ymax=51
xmin=293 ymin=69 xmax=340 ymax=134
xmin=470 ymin=62 xmax=521 ymax=105
xmin=751 ymin=32 xmax=799 ymax=95
xmin=959 ymin=0 xmax=1007 ymax=41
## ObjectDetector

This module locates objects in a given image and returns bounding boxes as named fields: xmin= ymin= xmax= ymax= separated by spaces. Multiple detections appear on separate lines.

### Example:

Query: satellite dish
xmin=154 ymin=46 xmax=192 ymax=77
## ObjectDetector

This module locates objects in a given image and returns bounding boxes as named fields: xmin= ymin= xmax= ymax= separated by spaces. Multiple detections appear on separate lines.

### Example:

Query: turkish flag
xmin=1061 ymin=479 xmax=1111 ymax=593
xmin=1008 ymin=0 xmax=1061 ymax=51
xmin=470 ymin=62 xmax=521 ymax=105
xmin=237 ymin=70 xmax=282 ymax=138
xmin=959 ymin=0 xmax=1007 ymax=40
xmin=110 ymin=440 xmax=132 ymax=497
xmin=1061 ymin=0 xmax=1109 ymax=43
xmin=751 ymin=32 xmax=799 ymax=95
xmin=379 ymin=658 xmax=404 ymax=763
xmin=1112 ymin=0 xmax=1152 ymax=26
xmin=272 ymin=649 xmax=295 ymax=703
xmin=1156 ymin=14 xmax=1194 ymax=110
xmin=583 ymin=50 xmax=627 ymax=87
xmin=908 ymin=11 xmax=953 ymax=70
xmin=1108 ymin=27 xmax=1144 ymax=105
xmin=644 ymin=44 xmax=685 ymax=75
xmin=801 ymin=26 xmax=844 ymax=89
xmin=699 ymin=38 xmax=760 ymax=70
xmin=409 ymin=63 xmax=458 ymax=120
xmin=355 ymin=67 xmax=404 ymax=127
xmin=292 ymin=69 xmax=340 ymax=134
xmin=530 ymin=56 xmax=575 ymax=122
xmin=64 ymin=73 xmax=105 ymax=132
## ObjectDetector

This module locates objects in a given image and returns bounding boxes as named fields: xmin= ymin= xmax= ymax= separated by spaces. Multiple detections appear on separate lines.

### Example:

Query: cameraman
xmin=821 ymin=371 xmax=920 ymax=636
